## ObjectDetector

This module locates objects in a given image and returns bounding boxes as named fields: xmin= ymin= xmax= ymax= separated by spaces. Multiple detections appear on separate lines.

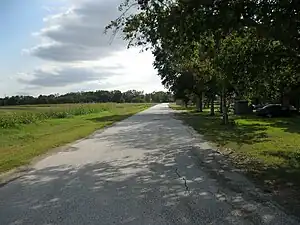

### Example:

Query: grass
xmin=0 ymin=103 xmax=120 ymax=128
xmin=0 ymin=103 xmax=152 ymax=173
xmin=170 ymin=103 xmax=300 ymax=212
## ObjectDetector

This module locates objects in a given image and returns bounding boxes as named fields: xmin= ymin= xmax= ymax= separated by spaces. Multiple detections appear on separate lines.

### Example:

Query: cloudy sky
xmin=0 ymin=0 xmax=165 ymax=97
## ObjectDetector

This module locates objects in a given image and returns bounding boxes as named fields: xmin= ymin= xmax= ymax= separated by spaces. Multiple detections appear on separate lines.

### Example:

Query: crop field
xmin=0 ymin=103 xmax=119 ymax=128
xmin=0 ymin=103 xmax=152 ymax=173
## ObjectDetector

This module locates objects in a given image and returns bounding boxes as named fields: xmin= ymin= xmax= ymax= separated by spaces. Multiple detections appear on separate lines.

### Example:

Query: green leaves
xmin=107 ymin=0 xmax=300 ymax=106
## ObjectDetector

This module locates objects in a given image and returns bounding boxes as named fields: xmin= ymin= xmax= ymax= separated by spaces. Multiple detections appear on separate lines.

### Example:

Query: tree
xmin=0 ymin=90 xmax=171 ymax=106
xmin=106 ymin=0 xmax=300 ymax=124
xmin=112 ymin=90 xmax=123 ymax=103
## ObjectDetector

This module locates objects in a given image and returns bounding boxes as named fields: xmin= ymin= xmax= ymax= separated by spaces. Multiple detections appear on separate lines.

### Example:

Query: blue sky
xmin=0 ymin=1 xmax=45 ymax=85
xmin=0 ymin=0 xmax=164 ymax=97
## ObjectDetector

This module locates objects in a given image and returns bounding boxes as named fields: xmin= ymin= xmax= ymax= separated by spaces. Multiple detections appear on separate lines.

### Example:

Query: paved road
xmin=0 ymin=104 xmax=298 ymax=225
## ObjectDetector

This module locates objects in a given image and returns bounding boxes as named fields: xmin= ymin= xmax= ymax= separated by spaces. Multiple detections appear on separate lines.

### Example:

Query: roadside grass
xmin=0 ymin=103 xmax=119 ymax=128
xmin=0 ymin=103 xmax=152 ymax=173
xmin=170 ymin=104 xmax=300 ymax=208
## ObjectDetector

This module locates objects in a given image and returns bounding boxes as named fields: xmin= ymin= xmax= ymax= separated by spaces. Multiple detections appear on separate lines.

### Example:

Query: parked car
xmin=252 ymin=104 xmax=265 ymax=110
xmin=256 ymin=104 xmax=295 ymax=117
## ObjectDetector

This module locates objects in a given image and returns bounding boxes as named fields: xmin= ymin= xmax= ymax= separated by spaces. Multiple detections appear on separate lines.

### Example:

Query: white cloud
xmin=14 ymin=0 xmax=166 ymax=95
xmin=26 ymin=0 xmax=125 ymax=62
xmin=17 ymin=48 xmax=164 ymax=95
xmin=28 ymin=43 xmax=118 ymax=62
xmin=18 ymin=65 xmax=118 ymax=87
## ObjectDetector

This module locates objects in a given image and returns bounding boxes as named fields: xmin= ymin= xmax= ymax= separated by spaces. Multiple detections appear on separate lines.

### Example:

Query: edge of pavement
xmin=170 ymin=107 xmax=300 ymax=224
xmin=0 ymin=105 xmax=155 ymax=187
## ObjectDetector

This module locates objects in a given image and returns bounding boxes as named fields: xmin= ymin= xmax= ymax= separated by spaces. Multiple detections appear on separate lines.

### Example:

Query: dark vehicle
xmin=256 ymin=104 xmax=296 ymax=117
xmin=252 ymin=103 xmax=265 ymax=110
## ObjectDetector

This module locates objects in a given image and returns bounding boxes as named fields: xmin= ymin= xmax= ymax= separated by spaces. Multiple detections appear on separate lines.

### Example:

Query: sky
xmin=0 ymin=0 xmax=165 ymax=97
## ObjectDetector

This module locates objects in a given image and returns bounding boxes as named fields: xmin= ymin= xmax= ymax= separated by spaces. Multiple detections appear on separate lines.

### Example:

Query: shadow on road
xmin=0 ymin=106 xmax=296 ymax=225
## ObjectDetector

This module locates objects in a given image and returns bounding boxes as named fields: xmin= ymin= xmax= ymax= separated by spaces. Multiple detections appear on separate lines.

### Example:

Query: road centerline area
xmin=0 ymin=104 xmax=298 ymax=225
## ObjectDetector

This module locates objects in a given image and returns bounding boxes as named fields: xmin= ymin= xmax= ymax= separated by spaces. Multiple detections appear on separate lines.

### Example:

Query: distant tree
xmin=0 ymin=89 xmax=172 ymax=106
xmin=111 ymin=90 xmax=123 ymax=103
xmin=145 ymin=94 xmax=152 ymax=102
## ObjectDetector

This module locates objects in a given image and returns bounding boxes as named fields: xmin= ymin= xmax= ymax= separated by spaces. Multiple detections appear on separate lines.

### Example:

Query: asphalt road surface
xmin=0 ymin=104 xmax=299 ymax=225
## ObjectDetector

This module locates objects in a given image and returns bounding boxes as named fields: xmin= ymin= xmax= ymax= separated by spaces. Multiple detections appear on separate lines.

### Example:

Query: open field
xmin=0 ymin=103 xmax=120 ymax=128
xmin=170 ymin=104 xmax=300 ymax=212
xmin=0 ymin=103 xmax=152 ymax=173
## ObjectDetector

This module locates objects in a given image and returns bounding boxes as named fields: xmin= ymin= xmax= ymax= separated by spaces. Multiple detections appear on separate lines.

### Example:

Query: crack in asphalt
xmin=175 ymin=168 xmax=189 ymax=191
xmin=174 ymin=167 xmax=265 ymax=224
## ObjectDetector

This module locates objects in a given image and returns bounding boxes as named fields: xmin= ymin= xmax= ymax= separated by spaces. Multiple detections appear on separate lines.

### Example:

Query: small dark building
xmin=234 ymin=100 xmax=252 ymax=115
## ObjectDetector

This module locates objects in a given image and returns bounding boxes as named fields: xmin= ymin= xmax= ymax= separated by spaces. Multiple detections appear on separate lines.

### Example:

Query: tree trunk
xmin=220 ymin=94 xmax=223 ymax=113
xmin=222 ymin=90 xmax=229 ymax=124
xmin=196 ymin=93 xmax=203 ymax=112
xmin=200 ymin=92 xmax=203 ymax=112
xmin=210 ymin=96 xmax=215 ymax=116
xmin=196 ymin=97 xmax=200 ymax=112
xmin=184 ymin=100 xmax=188 ymax=108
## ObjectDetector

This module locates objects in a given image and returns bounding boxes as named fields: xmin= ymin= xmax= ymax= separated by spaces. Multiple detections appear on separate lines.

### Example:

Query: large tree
xmin=107 ymin=0 xmax=300 ymax=123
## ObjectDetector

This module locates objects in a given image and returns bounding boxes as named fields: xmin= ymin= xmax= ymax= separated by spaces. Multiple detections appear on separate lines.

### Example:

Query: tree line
xmin=0 ymin=90 xmax=173 ymax=106
xmin=107 ymin=0 xmax=300 ymax=124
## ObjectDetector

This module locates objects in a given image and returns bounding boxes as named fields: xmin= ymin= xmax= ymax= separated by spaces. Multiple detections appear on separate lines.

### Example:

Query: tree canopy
xmin=106 ymin=0 xmax=300 ymax=121
xmin=0 ymin=90 xmax=173 ymax=106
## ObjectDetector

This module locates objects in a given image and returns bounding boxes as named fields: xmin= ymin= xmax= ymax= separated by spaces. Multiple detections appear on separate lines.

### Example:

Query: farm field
xmin=0 ymin=103 xmax=152 ymax=173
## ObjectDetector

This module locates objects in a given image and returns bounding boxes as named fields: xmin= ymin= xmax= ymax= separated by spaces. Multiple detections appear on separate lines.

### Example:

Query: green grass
xmin=170 ymin=104 xmax=300 ymax=190
xmin=0 ymin=103 xmax=152 ymax=173
xmin=0 ymin=103 xmax=120 ymax=128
